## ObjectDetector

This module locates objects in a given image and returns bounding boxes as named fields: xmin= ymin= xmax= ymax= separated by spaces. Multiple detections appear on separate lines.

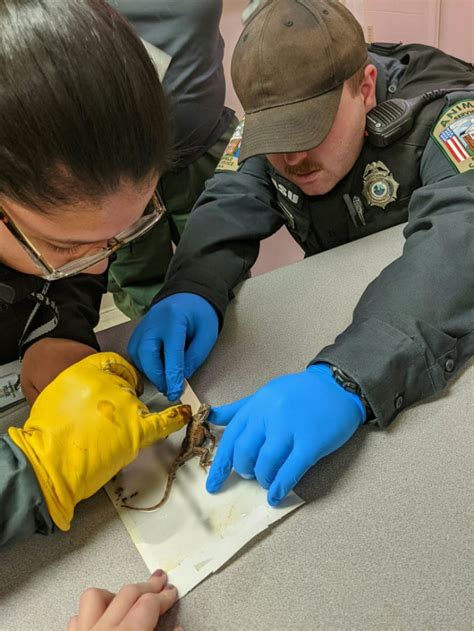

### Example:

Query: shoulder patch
xmin=216 ymin=118 xmax=245 ymax=172
xmin=431 ymin=100 xmax=474 ymax=174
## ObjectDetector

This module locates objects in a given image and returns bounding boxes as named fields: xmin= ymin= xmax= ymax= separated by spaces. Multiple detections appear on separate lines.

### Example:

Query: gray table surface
xmin=0 ymin=225 xmax=472 ymax=631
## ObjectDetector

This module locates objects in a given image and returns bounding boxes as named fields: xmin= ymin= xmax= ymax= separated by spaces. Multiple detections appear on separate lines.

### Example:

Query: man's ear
xmin=361 ymin=64 xmax=378 ymax=113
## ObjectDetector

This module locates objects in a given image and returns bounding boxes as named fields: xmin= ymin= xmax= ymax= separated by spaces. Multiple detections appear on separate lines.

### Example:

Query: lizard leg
xmin=193 ymin=446 xmax=213 ymax=470
xmin=208 ymin=432 xmax=217 ymax=456
xmin=202 ymin=426 xmax=217 ymax=456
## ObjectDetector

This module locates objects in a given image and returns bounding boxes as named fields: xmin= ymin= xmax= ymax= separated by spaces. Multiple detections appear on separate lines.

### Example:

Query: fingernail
xmin=152 ymin=569 xmax=164 ymax=577
xmin=240 ymin=473 xmax=255 ymax=480
xmin=165 ymin=584 xmax=176 ymax=590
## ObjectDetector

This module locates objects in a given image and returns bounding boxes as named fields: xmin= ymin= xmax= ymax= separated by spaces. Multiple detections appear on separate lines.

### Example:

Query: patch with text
xmin=431 ymin=100 xmax=474 ymax=173
xmin=216 ymin=118 xmax=245 ymax=172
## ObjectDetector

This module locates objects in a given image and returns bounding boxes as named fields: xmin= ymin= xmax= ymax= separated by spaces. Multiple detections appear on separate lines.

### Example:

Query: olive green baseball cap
xmin=231 ymin=0 xmax=368 ymax=161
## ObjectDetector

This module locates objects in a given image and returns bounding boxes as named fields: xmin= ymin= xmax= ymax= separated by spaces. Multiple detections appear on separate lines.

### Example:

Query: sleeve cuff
xmin=312 ymin=317 xmax=440 ymax=428
xmin=0 ymin=436 xmax=54 ymax=546
xmin=152 ymin=264 xmax=236 ymax=330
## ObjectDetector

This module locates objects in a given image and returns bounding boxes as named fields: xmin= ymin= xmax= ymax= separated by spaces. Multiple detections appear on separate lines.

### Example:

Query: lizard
xmin=122 ymin=403 xmax=216 ymax=512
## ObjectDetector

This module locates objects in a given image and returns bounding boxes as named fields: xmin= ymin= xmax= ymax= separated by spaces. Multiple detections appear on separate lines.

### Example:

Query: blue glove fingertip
xmin=268 ymin=492 xmax=282 ymax=507
xmin=149 ymin=374 xmax=168 ymax=397
xmin=257 ymin=477 xmax=271 ymax=490
xmin=206 ymin=462 xmax=232 ymax=493
xmin=206 ymin=481 xmax=220 ymax=494
xmin=206 ymin=476 xmax=224 ymax=494
xmin=166 ymin=380 xmax=184 ymax=402
xmin=208 ymin=396 xmax=250 ymax=426
xmin=166 ymin=378 xmax=183 ymax=402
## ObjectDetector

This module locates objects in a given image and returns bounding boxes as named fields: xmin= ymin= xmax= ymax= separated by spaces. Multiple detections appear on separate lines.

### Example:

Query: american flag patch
xmin=431 ymin=100 xmax=474 ymax=174
xmin=439 ymin=128 xmax=470 ymax=163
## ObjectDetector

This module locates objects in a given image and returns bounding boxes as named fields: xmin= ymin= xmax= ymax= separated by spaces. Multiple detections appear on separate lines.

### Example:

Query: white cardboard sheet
xmin=106 ymin=384 xmax=303 ymax=597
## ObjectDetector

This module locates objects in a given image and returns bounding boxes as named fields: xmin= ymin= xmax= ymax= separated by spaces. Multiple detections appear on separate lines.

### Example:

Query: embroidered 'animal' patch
xmin=431 ymin=100 xmax=474 ymax=173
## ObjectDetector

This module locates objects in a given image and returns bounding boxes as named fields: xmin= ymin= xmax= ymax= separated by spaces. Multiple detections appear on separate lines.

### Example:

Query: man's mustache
xmin=285 ymin=158 xmax=322 ymax=176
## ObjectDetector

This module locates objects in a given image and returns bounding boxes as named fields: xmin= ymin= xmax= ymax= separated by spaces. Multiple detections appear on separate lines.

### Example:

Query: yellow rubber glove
xmin=8 ymin=352 xmax=192 ymax=531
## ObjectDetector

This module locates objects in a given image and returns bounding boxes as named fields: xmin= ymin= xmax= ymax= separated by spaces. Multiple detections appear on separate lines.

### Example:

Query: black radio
xmin=366 ymin=88 xmax=470 ymax=147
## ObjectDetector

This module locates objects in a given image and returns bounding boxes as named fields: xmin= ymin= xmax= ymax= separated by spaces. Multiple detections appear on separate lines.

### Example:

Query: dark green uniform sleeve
xmin=0 ymin=435 xmax=54 ymax=547
xmin=153 ymin=156 xmax=284 ymax=322
xmin=315 ymin=125 xmax=474 ymax=427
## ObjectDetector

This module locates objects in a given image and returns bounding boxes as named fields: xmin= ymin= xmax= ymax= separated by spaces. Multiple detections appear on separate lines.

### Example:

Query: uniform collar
xmin=0 ymin=263 xmax=45 ymax=304
xmin=369 ymin=52 xmax=406 ymax=103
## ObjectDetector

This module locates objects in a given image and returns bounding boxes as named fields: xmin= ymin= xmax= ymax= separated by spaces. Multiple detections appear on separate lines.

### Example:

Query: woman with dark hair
xmin=0 ymin=0 xmax=173 ymax=392
xmin=0 ymin=0 xmax=188 ymax=550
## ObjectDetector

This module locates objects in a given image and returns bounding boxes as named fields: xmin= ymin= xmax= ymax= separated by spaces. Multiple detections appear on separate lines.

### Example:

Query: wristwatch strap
xmin=329 ymin=365 xmax=375 ymax=422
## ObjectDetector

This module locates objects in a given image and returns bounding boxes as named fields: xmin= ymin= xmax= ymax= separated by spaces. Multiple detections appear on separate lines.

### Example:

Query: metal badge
xmin=362 ymin=161 xmax=399 ymax=209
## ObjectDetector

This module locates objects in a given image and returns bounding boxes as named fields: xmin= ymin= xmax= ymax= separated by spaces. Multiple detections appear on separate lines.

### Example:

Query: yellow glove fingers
xmin=95 ymin=352 xmax=140 ymax=392
xmin=7 ymin=352 xmax=192 ymax=533
xmin=139 ymin=404 xmax=192 ymax=448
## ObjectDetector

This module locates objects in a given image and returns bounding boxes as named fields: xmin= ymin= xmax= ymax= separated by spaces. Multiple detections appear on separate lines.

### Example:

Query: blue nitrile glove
xmin=128 ymin=293 xmax=219 ymax=401
xmin=206 ymin=363 xmax=366 ymax=506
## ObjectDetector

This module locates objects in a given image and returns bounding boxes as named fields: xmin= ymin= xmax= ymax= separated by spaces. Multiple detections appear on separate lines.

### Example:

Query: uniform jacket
xmin=155 ymin=43 xmax=474 ymax=428
xmin=113 ymin=0 xmax=235 ymax=167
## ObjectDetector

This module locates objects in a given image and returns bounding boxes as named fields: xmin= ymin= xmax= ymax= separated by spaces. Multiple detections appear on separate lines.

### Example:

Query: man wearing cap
xmin=129 ymin=0 xmax=474 ymax=506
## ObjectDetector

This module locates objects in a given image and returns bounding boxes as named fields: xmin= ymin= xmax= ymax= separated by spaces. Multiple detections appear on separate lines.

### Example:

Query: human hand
xmin=128 ymin=293 xmax=219 ymax=401
xmin=206 ymin=363 xmax=366 ymax=505
xmin=67 ymin=570 xmax=182 ymax=631
xmin=9 ymin=352 xmax=192 ymax=531
xmin=21 ymin=337 xmax=97 ymax=405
